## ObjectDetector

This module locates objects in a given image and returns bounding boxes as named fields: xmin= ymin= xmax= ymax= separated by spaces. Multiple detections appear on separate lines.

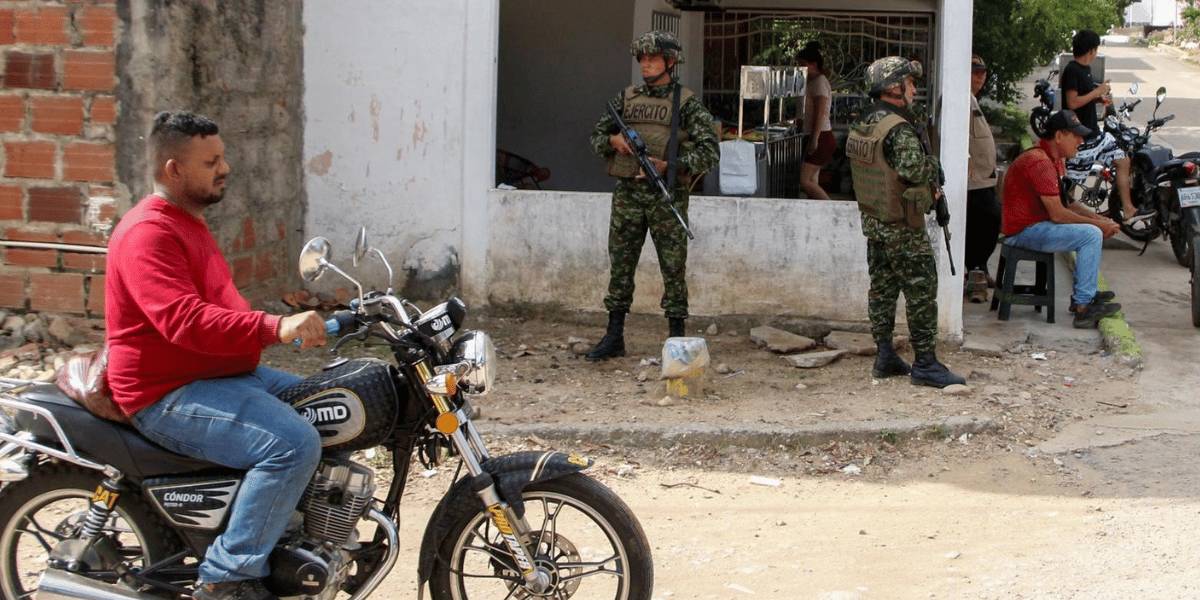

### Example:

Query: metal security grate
xmin=652 ymin=11 xmax=681 ymax=35
xmin=703 ymin=11 xmax=933 ymax=126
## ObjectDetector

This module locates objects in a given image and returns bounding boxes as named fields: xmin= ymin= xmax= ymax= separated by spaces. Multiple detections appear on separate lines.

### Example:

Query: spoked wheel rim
xmin=446 ymin=491 xmax=632 ymax=600
xmin=0 ymin=488 xmax=157 ymax=600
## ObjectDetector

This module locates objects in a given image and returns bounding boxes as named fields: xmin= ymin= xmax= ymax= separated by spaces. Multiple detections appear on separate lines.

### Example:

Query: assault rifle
xmin=606 ymin=101 xmax=695 ymax=240
xmin=916 ymin=124 xmax=955 ymax=276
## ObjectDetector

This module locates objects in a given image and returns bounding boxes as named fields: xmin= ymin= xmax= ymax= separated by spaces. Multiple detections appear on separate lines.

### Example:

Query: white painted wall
xmin=484 ymin=190 xmax=870 ymax=321
xmin=302 ymin=0 xmax=497 ymax=297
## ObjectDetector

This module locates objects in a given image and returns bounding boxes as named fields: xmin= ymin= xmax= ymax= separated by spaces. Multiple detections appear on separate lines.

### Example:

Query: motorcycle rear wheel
xmin=429 ymin=473 xmax=653 ymax=600
xmin=1192 ymin=235 xmax=1200 ymax=327
xmin=0 ymin=462 xmax=181 ymax=600
xmin=1170 ymin=219 xmax=1190 ymax=268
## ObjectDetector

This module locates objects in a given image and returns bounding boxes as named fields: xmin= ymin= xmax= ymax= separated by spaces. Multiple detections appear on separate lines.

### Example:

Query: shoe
xmin=965 ymin=270 xmax=989 ymax=304
xmin=193 ymin=580 xmax=278 ymax=600
xmin=668 ymin=317 xmax=686 ymax=338
xmin=585 ymin=312 xmax=626 ymax=361
xmin=1094 ymin=290 xmax=1116 ymax=302
xmin=872 ymin=339 xmax=911 ymax=378
xmin=909 ymin=353 xmax=966 ymax=388
xmin=1071 ymin=299 xmax=1122 ymax=329
xmin=1124 ymin=206 xmax=1154 ymax=225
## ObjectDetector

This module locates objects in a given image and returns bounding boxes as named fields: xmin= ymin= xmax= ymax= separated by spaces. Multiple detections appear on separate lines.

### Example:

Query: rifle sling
xmin=665 ymin=82 xmax=682 ymax=192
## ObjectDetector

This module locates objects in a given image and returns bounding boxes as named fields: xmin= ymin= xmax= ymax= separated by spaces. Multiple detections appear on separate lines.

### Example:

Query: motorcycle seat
xmin=10 ymin=384 xmax=219 ymax=479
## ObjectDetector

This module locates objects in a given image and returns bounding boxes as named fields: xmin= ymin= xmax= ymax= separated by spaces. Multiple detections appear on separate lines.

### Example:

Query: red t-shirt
xmin=1001 ymin=139 xmax=1064 ymax=236
xmin=105 ymin=195 xmax=281 ymax=416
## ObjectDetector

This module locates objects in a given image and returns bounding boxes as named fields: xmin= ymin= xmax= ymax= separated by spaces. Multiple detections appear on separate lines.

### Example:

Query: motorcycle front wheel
xmin=0 ymin=462 xmax=181 ymax=600
xmin=429 ymin=473 xmax=653 ymax=600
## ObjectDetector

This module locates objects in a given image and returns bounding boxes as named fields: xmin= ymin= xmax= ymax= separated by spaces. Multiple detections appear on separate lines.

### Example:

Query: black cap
xmin=1044 ymin=110 xmax=1093 ymax=138
xmin=970 ymin=58 xmax=987 ymax=71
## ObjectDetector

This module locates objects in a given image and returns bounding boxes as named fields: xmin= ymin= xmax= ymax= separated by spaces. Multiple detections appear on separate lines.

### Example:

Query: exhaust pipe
xmin=35 ymin=569 xmax=163 ymax=600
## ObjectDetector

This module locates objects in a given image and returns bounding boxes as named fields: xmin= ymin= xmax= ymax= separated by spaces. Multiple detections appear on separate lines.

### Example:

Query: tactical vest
xmin=606 ymin=85 xmax=694 ymax=184
xmin=846 ymin=113 xmax=925 ymax=229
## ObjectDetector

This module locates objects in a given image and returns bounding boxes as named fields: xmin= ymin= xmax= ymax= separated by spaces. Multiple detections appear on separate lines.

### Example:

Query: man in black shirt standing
xmin=1060 ymin=29 xmax=1151 ymax=226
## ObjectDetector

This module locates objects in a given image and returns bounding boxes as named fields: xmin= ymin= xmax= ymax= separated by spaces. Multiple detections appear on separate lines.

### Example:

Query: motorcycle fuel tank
xmin=279 ymin=359 xmax=403 ymax=452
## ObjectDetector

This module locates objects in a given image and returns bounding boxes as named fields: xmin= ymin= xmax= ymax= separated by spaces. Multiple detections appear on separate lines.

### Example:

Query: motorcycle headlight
xmin=450 ymin=330 xmax=496 ymax=395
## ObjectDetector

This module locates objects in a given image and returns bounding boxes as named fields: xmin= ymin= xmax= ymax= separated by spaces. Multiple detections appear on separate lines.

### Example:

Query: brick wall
xmin=0 ymin=1 xmax=117 ymax=317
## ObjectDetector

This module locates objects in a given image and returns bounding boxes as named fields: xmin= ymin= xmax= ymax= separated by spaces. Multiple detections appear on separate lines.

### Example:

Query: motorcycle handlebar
xmin=293 ymin=310 xmax=356 ymax=346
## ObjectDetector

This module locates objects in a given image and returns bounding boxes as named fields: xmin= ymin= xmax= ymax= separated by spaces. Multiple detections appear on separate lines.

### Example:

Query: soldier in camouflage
xmin=584 ymin=30 xmax=719 ymax=361
xmin=846 ymin=56 xmax=965 ymax=388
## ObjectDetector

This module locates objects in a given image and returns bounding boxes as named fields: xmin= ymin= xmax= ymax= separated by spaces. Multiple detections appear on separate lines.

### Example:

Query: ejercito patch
xmin=845 ymin=135 xmax=874 ymax=162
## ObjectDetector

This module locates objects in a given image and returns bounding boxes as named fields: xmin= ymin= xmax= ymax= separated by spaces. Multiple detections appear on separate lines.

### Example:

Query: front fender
xmin=416 ymin=451 xmax=591 ymax=590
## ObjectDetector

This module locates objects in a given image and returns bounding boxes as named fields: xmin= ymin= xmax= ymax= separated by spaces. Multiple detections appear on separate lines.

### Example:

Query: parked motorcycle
xmin=0 ymin=229 xmax=653 ymax=600
xmin=1029 ymin=69 xmax=1120 ymax=213
xmin=1151 ymin=152 xmax=1200 ymax=327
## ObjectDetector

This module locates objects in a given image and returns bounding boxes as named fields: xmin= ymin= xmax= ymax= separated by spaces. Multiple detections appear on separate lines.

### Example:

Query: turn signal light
xmin=425 ymin=373 xmax=457 ymax=396
xmin=1185 ymin=161 xmax=1197 ymax=176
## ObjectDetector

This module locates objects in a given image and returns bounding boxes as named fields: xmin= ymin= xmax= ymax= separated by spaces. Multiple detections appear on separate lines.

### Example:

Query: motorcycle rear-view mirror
xmin=352 ymin=227 xmax=368 ymax=267
xmin=299 ymin=237 xmax=332 ymax=282
xmin=1129 ymin=82 xmax=1138 ymax=96
xmin=1156 ymin=86 xmax=1167 ymax=106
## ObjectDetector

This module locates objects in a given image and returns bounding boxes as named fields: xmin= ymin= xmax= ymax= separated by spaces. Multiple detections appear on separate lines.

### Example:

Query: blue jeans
xmin=131 ymin=367 xmax=321 ymax=584
xmin=1006 ymin=221 xmax=1103 ymax=306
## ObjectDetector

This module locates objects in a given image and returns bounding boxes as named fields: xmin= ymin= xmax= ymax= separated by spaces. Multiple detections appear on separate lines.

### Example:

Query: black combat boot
xmin=585 ymin=312 xmax=626 ymax=361
xmin=872 ymin=339 xmax=911 ymax=378
xmin=909 ymin=352 xmax=966 ymax=388
xmin=668 ymin=317 xmax=686 ymax=338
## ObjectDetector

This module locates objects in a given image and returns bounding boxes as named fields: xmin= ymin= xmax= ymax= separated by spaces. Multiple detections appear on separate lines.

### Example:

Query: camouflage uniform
xmin=850 ymin=101 xmax=941 ymax=355
xmin=589 ymin=82 xmax=718 ymax=318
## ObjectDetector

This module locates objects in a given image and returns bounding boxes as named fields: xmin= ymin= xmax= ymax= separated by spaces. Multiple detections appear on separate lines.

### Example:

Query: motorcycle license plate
xmin=1179 ymin=186 xmax=1200 ymax=209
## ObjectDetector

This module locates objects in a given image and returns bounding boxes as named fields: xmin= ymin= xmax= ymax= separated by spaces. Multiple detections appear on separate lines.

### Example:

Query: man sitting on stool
xmin=1000 ymin=110 xmax=1122 ymax=329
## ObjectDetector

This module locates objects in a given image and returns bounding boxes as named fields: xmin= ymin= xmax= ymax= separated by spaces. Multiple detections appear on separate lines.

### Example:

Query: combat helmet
xmin=630 ymin=30 xmax=685 ymax=64
xmin=866 ymin=56 xmax=922 ymax=97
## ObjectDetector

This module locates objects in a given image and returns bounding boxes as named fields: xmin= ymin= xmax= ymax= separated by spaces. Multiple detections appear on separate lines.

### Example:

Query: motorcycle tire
xmin=1171 ymin=220 xmax=1191 ymax=268
xmin=1192 ymin=234 xmax=1200 ymax=327
xmin=1029 ymin=108 xmax=1050 ymax=139
xmin=429 ymin=473 xmax=653 ymax=600
xmin=0 ymin=462 xmax=182 ymax=600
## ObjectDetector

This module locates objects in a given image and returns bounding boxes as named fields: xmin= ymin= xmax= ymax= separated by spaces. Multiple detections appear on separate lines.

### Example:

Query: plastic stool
xmin=990 ymin=244 xmax=1056 ymax=323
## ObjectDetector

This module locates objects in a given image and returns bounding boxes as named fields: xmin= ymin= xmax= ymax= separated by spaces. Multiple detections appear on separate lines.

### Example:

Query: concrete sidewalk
xmin=961 ymin=236 xmax=1138 ymax=367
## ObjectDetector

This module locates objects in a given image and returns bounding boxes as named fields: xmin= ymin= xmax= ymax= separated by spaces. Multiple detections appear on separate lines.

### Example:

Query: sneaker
xmin=194 ymin=580 xmax=278 ymax=600
xmin=1094 ymin=290 xmax=1116 ymax=302
xmin=1071 ymin=299 xmax=1122 ymax=329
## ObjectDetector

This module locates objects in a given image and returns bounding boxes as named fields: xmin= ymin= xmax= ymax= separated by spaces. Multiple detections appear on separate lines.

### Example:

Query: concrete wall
xmin=117 ymin=0 xmax=307 ymax=308
xmin=484 ymin=190 xmax=871 ymax=321
xmin=303 ymin=0 xmax=494 ymax=301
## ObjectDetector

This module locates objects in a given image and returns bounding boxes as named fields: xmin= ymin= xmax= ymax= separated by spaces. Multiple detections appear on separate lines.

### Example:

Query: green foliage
xmin=973 ymin=0 xmax=1122 ymax=104
xmin=977 ymin=102 xmax=1027 ymax=142
xmin=1183 ymin=5 xmax=1200 ymax=42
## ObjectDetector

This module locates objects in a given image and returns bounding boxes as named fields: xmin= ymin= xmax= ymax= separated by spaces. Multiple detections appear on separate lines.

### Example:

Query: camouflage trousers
xmin=602 ymin=179 xmax=690 ymax=318
xmin=865 ymin=226 xmax=939 ymax=355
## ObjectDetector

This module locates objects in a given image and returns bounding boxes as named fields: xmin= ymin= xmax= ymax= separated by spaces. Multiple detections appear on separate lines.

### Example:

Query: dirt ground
xmin=263 ymin=307 xmax=1140 ymax=480
xmin=259 ymin=309 xmax=1197 ymax=600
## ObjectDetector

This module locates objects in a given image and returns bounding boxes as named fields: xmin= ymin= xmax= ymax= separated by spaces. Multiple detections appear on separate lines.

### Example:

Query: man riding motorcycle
xmin=106 ymin=111 xmax=327 ymax=600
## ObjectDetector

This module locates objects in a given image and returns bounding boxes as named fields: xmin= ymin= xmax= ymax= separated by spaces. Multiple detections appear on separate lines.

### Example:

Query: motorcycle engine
xmin=268 ymin=459 xmax=376 ymax=600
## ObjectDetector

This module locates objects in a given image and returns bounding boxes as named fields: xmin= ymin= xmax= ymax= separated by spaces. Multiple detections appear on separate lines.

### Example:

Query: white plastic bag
xmin=718 ymin=139 xmax=757 ymax=196
xmin=661 ymin=337 xmax=710 ymax=379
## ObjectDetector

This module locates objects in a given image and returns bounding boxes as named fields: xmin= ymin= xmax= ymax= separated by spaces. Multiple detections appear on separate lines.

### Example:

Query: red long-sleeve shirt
xmin=105 ymin=195 xmax=281 ymax=416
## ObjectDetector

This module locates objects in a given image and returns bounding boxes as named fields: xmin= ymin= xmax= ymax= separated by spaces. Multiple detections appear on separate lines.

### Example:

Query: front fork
xmin=414 ymin=362 xmax=552 ymax=593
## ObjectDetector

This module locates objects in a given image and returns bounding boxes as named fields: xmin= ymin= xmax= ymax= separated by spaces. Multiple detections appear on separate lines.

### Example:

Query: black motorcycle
xmin=0 ymin=229 xmax=653 ymax=600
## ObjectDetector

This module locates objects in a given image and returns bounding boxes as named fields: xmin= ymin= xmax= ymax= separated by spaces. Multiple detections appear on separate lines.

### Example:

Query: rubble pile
xmin=0 ymin=311 xmax=103 ymax=383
